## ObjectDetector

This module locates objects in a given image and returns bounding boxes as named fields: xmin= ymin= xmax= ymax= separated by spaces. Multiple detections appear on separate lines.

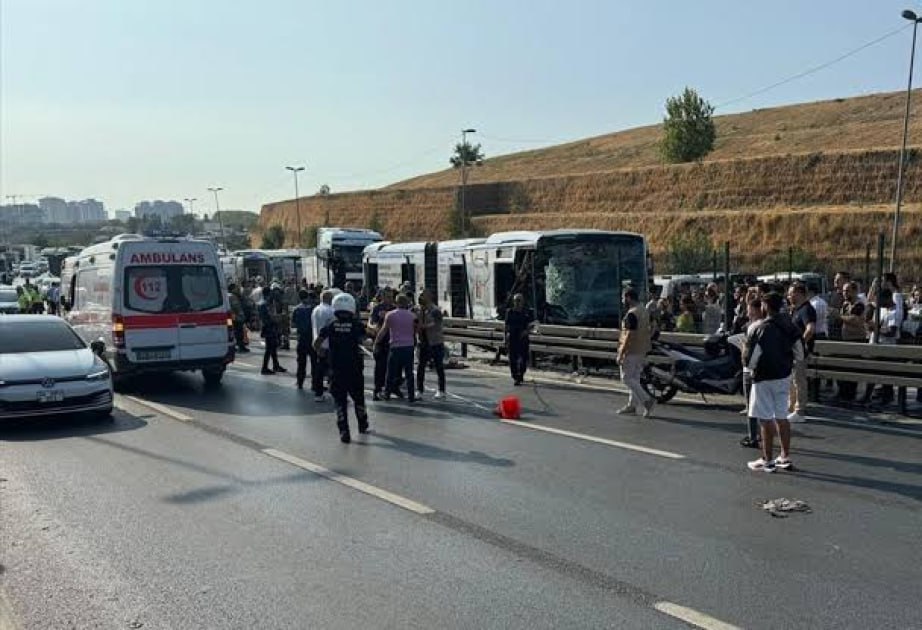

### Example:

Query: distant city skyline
xmin=2 ymin=0 xmax=919 ymax=211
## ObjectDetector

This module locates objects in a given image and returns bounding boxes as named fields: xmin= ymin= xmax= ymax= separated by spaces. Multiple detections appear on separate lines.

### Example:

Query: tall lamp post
xmin=460 ymin=128 xmax=476 ymax=236
xmin=184 ymin=197 xmax=196 ymax=216
xmin=286 ymin=166 xmax=306 ymax=249
xmin=890 ymin=9 xmax=922 ymax=272
xmin=207 ymin=187 xmax=226 ymax=252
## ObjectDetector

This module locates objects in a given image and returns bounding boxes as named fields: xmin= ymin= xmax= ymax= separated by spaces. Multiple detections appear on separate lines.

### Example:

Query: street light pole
xmin=207 ymin=187 xmax=226 ymax=252
xmin=184 ymin=197 xmax=196 ymax=216
xmin=460 ymin=128 xmax=476 ymax=236
xmin=890 ymin=9 xmax=922 ymax=272
xmin=286 ymin=166 xmax=306 ymax=249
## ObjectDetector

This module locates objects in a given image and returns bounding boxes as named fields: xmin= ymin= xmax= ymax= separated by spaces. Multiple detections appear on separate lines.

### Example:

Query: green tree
xmin=32 ymin=234 xmax=50 ymax=249
xmin=303 ymin=226 xmax=319 ymax=248
xmin=666 ymin=228 xmax=714 ymax=274
xmin=660 ymin=87 xmax=716 ymax=163
xmin=368 ymin=211 xmax=383 ymax=234
xmin=450 ymin=142 xmax=485 ymax=169
xmin=317 ymin=184 xmax=331 ymax=196
xmin=170 ymin=213 xmax=198 ymax=234
xmin=261 ymin=224 xmax=285 ymax=249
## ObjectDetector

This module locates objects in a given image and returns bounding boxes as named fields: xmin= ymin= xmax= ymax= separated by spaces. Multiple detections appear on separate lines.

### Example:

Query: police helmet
xmin=332 ymin=292 xmax=356 ymax=315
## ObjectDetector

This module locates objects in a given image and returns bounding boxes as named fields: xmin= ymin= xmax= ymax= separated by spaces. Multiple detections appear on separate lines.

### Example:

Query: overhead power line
xmin=715 ymin=22 xmax=912 ymax=110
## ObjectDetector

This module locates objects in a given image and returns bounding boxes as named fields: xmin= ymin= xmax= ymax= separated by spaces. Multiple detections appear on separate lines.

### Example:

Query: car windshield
xmin=0 ymin=320 xmax=86 ymax=353
xmin=125 ymin=265 xmax=223 ymax=314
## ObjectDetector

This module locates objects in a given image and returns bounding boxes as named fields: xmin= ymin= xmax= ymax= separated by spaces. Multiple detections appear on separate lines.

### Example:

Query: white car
xmin=0 ymin=315 xmax=113 ymax=421
xmin=0 ymin=287 xmax=19 ymax=314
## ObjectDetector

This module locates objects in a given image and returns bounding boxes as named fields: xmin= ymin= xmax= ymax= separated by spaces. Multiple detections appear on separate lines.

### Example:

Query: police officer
xmin=291 ymin=289 xmax=314 ymax=390
xmin=313 ymin=293 xmax=370 ymax=443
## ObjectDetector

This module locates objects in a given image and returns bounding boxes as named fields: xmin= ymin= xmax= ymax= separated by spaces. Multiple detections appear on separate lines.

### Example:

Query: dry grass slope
xmin=257 ymin=90 xmax=922 ymax=277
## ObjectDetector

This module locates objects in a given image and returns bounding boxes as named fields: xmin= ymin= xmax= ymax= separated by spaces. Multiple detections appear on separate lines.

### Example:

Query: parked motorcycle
xmin=640 ymin=332 xmax=743 ymax=403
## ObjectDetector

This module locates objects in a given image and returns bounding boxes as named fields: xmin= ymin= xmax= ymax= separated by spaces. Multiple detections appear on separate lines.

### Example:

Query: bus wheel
xmin=203 ymin=368 xmax=225 ymax=388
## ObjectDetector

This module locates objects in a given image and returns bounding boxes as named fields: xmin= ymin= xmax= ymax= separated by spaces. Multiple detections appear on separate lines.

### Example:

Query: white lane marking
xmin=0 ymin=587 xmax=19 ymax=630
xmin=230 ymin=362 xmax=257 ymax=369
xmin=119 ymin=395 xmax=193 ymax=422
xmin=654 ymin=601 xmax=741 ymax=630
xmin=261 ymin=448 xmax=435 ymax=515
xmin=500 ymin=420 xmax=685 ymax=460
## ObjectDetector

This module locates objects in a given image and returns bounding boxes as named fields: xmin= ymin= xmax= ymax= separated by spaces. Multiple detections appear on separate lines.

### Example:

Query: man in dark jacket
xmin=258 ymin=287 xmax=287 ymax=376
xmin=291 ymin=289 xmax=314 ymax=389
xmin=744 ymin=292 xmax=802 ymax=473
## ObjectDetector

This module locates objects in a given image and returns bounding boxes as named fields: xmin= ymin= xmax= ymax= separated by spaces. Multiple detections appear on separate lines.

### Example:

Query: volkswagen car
xmin=0 ymin=315 xmax=113 ymax=421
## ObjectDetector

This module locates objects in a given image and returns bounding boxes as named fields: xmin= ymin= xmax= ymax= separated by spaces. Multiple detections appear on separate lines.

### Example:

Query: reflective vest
xmin=621 ymin=303 xmax=652 ymax=356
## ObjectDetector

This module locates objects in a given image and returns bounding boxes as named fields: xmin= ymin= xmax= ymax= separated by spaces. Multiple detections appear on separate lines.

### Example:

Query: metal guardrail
xmin=442 ymin=317 xmax=921 ymax=411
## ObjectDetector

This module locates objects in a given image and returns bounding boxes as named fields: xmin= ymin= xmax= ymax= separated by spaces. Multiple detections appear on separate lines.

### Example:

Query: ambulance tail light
xmin=112 ymin=315 xmax=126 ymax=348
xmin=226 ymin=313 xmax=234 ymax=343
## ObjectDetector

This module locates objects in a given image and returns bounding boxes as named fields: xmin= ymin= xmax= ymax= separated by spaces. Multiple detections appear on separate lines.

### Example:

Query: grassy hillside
xmin=389 ymin=90 xmax=922 ymax=189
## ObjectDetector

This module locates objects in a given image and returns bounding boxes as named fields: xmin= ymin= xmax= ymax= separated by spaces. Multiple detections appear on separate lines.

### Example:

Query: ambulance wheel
xmin=203 ymin=368 xmax=225 ymax=387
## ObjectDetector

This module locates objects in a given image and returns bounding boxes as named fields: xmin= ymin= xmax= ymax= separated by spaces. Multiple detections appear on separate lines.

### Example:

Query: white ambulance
xmin=66 ymin=235 xmax=234 ymax=387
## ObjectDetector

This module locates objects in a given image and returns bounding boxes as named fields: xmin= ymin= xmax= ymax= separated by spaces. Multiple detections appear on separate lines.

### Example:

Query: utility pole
xmin=184 ymin=197 xmax=197 ymax=216
xmin=286 ymin=166 xmax=306 ymax=249
xmin=207 ymin=187 xmax=226 ymax=252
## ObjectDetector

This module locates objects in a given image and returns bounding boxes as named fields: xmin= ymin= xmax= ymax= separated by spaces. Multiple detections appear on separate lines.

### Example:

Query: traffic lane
xmin=128 ymin=369 xmax=922 ymax=629
xmin=0 ymin=406 xmax=677 ymax=630
xmin=444 ymin=366 xmax=922 ymax=509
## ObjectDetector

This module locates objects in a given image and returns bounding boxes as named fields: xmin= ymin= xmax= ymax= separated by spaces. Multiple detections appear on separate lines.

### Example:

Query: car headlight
xmin=86 ymin=369 xmax=111 ymax=382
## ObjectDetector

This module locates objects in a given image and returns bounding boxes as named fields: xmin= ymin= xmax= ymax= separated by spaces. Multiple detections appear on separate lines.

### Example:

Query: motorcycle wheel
xmin=640 ymin=365 xmax=679 ymax=403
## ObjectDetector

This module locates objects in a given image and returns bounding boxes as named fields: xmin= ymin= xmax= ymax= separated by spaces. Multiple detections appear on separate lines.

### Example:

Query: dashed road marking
xmin=654 ymin=601 xmax=741 ymax=630
xmin=118 ymin=395 xmax=193 ymax=422
xmin=262 ymin=448 xmax=435 ymax=514
xmin=501 ymin=419 xmax=685 ymax=460
xmin=0 ymin=587 xmax=19 ymax=630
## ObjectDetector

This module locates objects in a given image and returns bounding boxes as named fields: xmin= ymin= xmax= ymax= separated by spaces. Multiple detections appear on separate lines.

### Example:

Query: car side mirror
xmin=90 ymin=340 xmax=106 ymax=357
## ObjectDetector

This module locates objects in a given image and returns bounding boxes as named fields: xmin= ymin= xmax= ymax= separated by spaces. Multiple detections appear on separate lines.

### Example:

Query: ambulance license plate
xmin=136 ymin=350 xmax=171 ymax=361
xmin=36 ymin=390 xmax=64 ymax=404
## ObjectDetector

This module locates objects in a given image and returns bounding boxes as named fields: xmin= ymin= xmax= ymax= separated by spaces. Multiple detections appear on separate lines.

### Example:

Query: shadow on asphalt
xmin=0 ymin=411 xmax=148 ymax=442
xmin=83 ymin=435 xmax=321 ymax=505
xmin=361 ymin=432 xmax=515 ymax=467
xmin=117 ymin=371 xmax=331 ymax=418
xmin=793 ymin=468 xmax=922 ymax=503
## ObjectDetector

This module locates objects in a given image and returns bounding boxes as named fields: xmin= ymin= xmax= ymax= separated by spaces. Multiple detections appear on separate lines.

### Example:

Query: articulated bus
xmin=363 ymin=230 xmax=651 ymax=327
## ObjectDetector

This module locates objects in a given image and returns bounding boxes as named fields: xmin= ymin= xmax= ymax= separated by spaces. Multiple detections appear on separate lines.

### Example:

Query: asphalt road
xmin=2 ymin=349 xmax=921 ymax=629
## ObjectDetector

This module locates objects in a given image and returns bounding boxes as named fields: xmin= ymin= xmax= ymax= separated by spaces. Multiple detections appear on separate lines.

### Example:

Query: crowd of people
xmin=12 ymin=278 xmax=61 ymax=315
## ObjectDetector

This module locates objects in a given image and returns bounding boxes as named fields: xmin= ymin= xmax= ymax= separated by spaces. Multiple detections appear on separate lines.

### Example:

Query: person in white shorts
xmin=743 ymin=292 xmax=802 ymax=473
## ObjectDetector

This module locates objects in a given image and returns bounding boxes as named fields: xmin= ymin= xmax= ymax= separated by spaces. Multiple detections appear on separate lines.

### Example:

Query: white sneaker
xmin=434 ymin=391 xmax=446 ymax=400
xmin=616 ymin=405 xmax=637 ymax=415
xmin=787 ymin=411 xmax=806 ymax=423
xmin=747 ymin=458 xmax=776 ymax=472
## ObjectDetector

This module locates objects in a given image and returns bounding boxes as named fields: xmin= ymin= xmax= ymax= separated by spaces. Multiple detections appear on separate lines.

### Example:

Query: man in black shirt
xmin=369 ymin=288 xmax=396 ymax=400
xmin=314 ymin=293 xmax=370 ymax=443
xmin=504 ymin=294 xmax=534 ymax=386
xmin=786 ymin=283 xmax=816 ymax=423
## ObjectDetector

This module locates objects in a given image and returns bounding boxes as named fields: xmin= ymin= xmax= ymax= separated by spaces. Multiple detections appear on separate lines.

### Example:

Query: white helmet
xmin=332 ymin=292 xmax=356 ymax=315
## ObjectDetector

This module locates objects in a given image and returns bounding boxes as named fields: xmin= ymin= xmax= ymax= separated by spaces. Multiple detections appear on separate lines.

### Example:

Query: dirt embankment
xmin=257 ymin=147 xmax=922 ymax=276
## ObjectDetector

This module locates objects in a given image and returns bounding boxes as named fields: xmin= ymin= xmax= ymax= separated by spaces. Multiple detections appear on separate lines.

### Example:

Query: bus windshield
xmin=538 ymin=235 xmax=646 ymax=326
xmin=331 ymin=245 xmax=365 ymax=274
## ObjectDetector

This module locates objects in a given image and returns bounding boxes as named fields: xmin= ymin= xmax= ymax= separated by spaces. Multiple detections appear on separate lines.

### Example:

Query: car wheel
xmin=203 ymin=369 xmax=224 ymax=387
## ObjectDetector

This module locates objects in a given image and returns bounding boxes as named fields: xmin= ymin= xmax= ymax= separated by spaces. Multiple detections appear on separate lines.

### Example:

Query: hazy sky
xmin=1 ymin=0 xmax=918 ymax=214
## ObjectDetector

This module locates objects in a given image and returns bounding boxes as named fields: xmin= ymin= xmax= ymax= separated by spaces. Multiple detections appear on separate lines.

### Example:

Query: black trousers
xmin=262 ymin=335 xmax=280 ymax=370
xmin=296 ymin=340 xmax=310 ymax=386
xmin=417 ymin=343 xmax=446 ymax=393
xmin=373 ymin=342 xmax=390 ymax=393
xmin=508 ymin=340 xmax=529 ymax=381
xmin=386 ymin=346 xmax=415 ymax=400
xmin=233 ymin=321 xmax=247 ymax=349
xmin=332 ymin=370 xmax=368 ymax=435
xmin=310 ymin=346 xmax=327 ymax=396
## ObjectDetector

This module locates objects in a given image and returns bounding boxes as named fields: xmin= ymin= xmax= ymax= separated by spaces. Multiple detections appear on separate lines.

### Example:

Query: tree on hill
xmin=666 ymin=227 xmax=714 ymax=274
xmin=303 ymin=226 xmax=319 ymax=248
xmin=317 ymin=184 xmax=331 ymax=196
xmin=660 ymin=87 xmax=716 ymax=163
xmin=450 ymin=142 xmax=485 ymax=169
xmin=261 ymin=225 xmax=285 ymax=249
xmin=214 ymin=210 xmax=258 ymax=230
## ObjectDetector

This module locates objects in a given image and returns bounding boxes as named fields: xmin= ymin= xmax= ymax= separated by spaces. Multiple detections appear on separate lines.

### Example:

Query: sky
xmin=1 ymin=0 xmax=920 ymax=215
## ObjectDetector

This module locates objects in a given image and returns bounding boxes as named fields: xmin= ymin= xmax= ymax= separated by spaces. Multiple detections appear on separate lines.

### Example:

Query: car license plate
xmin=136 ymin=350 xmax=172 ymax=361
xmin=36 ymin=390 xmax=64 ymax=404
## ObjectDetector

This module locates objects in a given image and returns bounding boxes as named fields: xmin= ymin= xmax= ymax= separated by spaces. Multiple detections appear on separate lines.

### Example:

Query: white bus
xmin=67 ymin=235 xmax=233 ymax=386
xmin=364 ymin=230 xmax=651 ymax=326
xmin=302 ymin=227 xmax=383 ymax=289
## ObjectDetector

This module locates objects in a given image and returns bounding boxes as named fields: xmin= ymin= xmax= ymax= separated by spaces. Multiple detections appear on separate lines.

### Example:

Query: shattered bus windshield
xmin=539 ymin=235 xmax=646 ymax=327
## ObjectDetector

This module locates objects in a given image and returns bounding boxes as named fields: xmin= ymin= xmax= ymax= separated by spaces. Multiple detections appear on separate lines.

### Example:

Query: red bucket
xmin=495 ymin=395 xmax=522 ymax=420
